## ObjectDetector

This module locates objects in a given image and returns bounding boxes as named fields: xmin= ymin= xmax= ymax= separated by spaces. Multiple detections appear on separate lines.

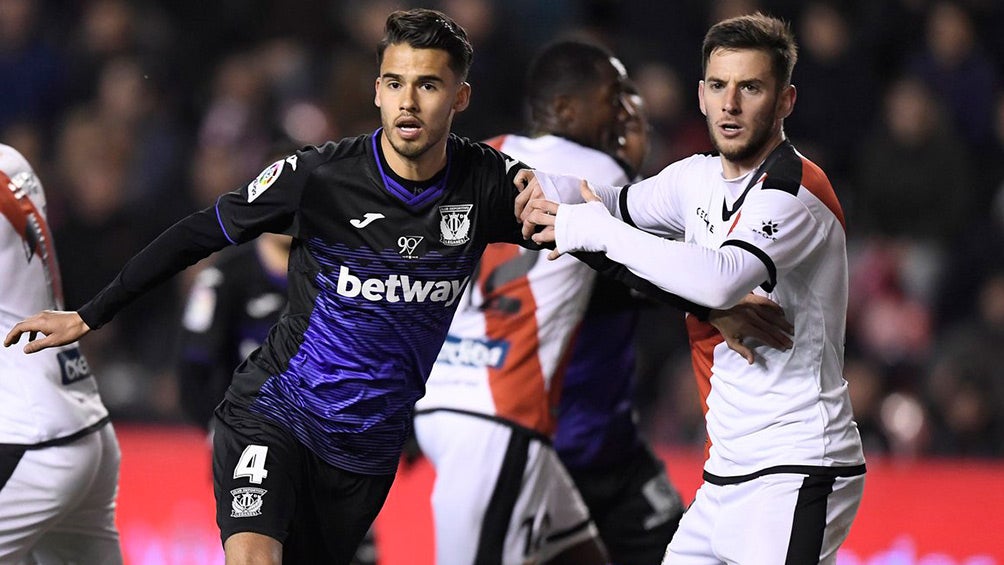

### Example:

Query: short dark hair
xmin=702 ymin=12 xmax=798 ymax=88
xmin=525 ymin=40 xmax=617 ymax=126
xmin=377 ymin=9 xmax=474 ymax=81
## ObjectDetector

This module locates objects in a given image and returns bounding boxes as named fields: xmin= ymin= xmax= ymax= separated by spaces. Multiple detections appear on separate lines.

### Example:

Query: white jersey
xmin=415 ymin=135 xmax=629 ymax=435
xmin=0 ymin=144 xmax=108 ymax=445
xmin=540 ymin=141 xmax=864 ymax=477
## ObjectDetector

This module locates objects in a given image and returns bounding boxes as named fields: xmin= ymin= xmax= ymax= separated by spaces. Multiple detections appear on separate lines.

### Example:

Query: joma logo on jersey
xmin=335 ymin=266 xmax=468 ymax=307
xmin=57 ymin=348 xmax=93 ymax=385
xmin=436 ymin=335 xmax=509 ymax=368
xmin=439 ymin=204 xmax=473 ymax=246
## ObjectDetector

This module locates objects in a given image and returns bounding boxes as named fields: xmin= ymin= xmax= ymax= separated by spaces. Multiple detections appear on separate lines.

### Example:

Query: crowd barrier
xmin=115 ymin=425 xmax=1003 ymax=564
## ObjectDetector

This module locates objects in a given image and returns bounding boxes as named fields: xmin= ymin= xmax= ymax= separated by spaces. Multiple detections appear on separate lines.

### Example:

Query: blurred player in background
xmin=0 ymin=143 xmax=123 ymax=564
xmin=552 ymin=84 xmax=684 ymax=565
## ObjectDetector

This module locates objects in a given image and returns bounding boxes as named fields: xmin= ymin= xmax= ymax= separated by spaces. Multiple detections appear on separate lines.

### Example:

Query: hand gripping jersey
xmin=541 ymin=141 xmax=864 ymax=479
xmin=79 ymin=132 xmax=530 ymax=474
xmin=0 ymin=145 xmax=108 ymax=445
xmin=414 ymin=135 xmax=630 ymax=435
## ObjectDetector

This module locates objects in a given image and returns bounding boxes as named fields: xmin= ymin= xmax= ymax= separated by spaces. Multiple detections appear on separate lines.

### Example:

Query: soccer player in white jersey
xmin=0 ymin=144 xmax=123 ymax=564
xmin=415 ymin=40 xmax=794 ymax=565
xmin=519 ymin=13 xmax=866 ymax=564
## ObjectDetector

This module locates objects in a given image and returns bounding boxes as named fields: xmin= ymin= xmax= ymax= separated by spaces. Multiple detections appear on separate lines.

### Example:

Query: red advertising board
xmin=115 ymin=426 xmax=1003 ymax=564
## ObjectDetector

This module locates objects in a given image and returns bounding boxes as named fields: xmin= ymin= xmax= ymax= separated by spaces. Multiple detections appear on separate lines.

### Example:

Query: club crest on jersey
xmin=398 ymin=235 xmax=424 ymax=259
xmin=230 ymin=487 xmax=267 ymax=518
xmin=439 ymin=204 xmax=473 ymax=246
xmin=247 ymin=160 xmax=284 ymax=202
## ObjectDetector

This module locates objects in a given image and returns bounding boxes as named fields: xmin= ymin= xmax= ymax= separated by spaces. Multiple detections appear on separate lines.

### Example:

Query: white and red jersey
xmin=415 ymin=135 xmax=629 ymax=435
xmin=0 ymin=144 xmax=107 ymax=445
xmin=539 ymin=141 xmax=865 ymax=476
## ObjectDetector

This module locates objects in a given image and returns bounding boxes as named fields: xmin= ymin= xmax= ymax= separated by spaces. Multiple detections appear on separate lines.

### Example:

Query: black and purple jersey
xmin=80 ymin=130 xmax=530 ymax=474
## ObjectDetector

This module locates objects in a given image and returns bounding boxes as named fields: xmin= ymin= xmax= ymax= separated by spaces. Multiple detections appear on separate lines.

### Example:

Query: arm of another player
xmin=525 ymin=183 xmax=770 ymax=309
xmin=4 ymin=310 xmax=90 ymax=354
xmin=708 ymin=294 xmax=794 ymax=364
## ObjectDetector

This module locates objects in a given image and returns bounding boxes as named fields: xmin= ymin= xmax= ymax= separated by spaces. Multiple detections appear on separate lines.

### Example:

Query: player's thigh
xmin=284 ymin=457 xmax=394 ymax=565
xmin=818 ymin=474 xmax=865 ymax=564
xmin=718 ymin=473 xmax=864 ymax=565
xmin=0 ymin=431 xmax=108 ymax=563
xmin=579 ymin=450 xmax=683 ymax=565
xmin=31 ymin=425 xmax=123 ymax=565
xmin=662 ymin=484 xmax=721 ymax=565
xmin=414 ymin=412 xmax=516 ymax=564
xmin=213 ymin=401 xmax=299 ymax=549
xmin=516 ymin=440 xmax=600 ymax=565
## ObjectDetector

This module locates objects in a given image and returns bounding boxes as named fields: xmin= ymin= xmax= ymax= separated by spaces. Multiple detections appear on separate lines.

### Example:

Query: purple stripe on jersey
xmin=371 ymin=129 xmax=451 ymax=208
xmin=214 ymin=196 xmax=237 ymax=245
xmin=251 ymin=238 xmax=479 ymax=474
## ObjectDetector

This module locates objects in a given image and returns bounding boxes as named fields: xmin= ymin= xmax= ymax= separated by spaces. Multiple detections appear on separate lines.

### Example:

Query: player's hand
xmin=708 ymin=294 xmax=793 ymax=364
xmin=523 ymin=197 xmax=560 ymax=258
xmin=514 ymin=169 xmax=543 ymax=226
xmin=525 ymin=181 xmax=605 ymax=260
xmin=4 ymin=310 xmax=91 ymax=354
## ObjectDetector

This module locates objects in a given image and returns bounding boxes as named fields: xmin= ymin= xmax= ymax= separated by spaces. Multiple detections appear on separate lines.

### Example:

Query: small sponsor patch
xmin=230 ymin=487 xmax=267 ymax=518
xmin=754 ymin=219 xmax=780 ymax=240
xmin=439 ymin=204 xmax=473 ymax=246
xmin=247 ymin=160 xmax=284 ymax=202
xmin=57 ymin=348 xmax=93 ymax=385
xmin=397 ymin=235 xmax=424 ymax=259
xmin=436 ymin=335 xmax=509 ymax=368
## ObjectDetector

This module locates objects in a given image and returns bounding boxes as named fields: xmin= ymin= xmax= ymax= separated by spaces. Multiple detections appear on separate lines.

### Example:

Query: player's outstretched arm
xmin=4 ymin=311 xmax=90 ymax=354
xmin=708 ymin=294 xmax=793 ymax=364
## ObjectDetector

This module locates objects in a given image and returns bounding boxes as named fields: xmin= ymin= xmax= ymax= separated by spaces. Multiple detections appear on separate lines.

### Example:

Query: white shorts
xmin=664 ymin=471 xmax=865 ymax=565
xmin=414 ymin=410 xmax=598 ymax=565
xmin=0 ymin=424 xmax=123 ymax=565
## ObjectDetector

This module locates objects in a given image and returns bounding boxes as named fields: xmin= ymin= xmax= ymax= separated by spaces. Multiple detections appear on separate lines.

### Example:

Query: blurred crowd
xmin=3 ymin=0 xmax=1003 ymax=459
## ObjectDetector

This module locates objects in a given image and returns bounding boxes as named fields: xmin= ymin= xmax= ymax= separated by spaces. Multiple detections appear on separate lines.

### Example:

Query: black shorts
xmin=213 ymin=400 xmax=395 ymax=564
xmin=567 ymin=446 xmax=684 ymax=565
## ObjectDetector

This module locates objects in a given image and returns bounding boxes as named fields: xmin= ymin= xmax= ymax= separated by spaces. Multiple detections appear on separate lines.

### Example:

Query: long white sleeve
xmin=553 ymin=201 xmax=769 ymax=309
xmin=536 ymin=171 xmax=622 ymax=218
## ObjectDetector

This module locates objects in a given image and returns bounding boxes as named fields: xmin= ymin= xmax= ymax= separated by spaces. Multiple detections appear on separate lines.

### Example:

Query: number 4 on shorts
xmin=233 ymin=445 xmax=269 ymax=484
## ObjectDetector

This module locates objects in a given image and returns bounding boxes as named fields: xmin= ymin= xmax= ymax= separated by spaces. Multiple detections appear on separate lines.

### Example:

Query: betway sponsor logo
xmin=335 ymin=265 xmax=468 ymax=307
xmin=437 ymin=335 xmax=509 ymax=368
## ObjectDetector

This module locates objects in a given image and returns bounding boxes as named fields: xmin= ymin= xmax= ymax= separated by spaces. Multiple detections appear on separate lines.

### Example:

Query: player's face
xmin=375 ymin=43 xmax=471 ymax=174
xmin=566 ymin=57 xmax=630 ymax=155
xmin=698 ymin=48 xmax=795 ymax=176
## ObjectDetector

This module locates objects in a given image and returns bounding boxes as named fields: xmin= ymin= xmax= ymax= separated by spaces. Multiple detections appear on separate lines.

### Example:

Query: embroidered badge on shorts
xmin=230 ymin=487 xmax=267 ymax=518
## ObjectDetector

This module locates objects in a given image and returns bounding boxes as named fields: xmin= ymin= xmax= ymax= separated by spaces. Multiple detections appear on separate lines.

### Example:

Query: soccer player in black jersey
xmin=6 ymin=9 xmax=540 ymax=564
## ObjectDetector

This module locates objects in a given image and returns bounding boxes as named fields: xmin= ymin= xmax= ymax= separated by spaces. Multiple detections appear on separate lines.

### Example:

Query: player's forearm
xmin=556 ymin=204 xmax=769 ymax=309
xmin=79 ymin=208 xmax=231 ymax=329
xmin=536 ymin=172 xmax=622 ymax=218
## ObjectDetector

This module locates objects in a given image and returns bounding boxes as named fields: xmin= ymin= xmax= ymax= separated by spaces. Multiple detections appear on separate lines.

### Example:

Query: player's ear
xmin=778 ymin=83 xmax=796 ymax=119
xmin=453 ymin=81 xmax=471 ymax=112
xmin=374 ymin=77 xmax=382 ymax=108
xmin=554 ymin=94 xmax=576 ymax=122
xmin=698 ymin=80 xmax=708 ymax=117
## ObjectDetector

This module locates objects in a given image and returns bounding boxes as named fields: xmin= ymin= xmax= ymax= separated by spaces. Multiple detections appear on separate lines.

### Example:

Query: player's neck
xmin=379 ymin=134 xmax=448 ymax=181
xmin=721 ymin=132 xmax=786 ymax=179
